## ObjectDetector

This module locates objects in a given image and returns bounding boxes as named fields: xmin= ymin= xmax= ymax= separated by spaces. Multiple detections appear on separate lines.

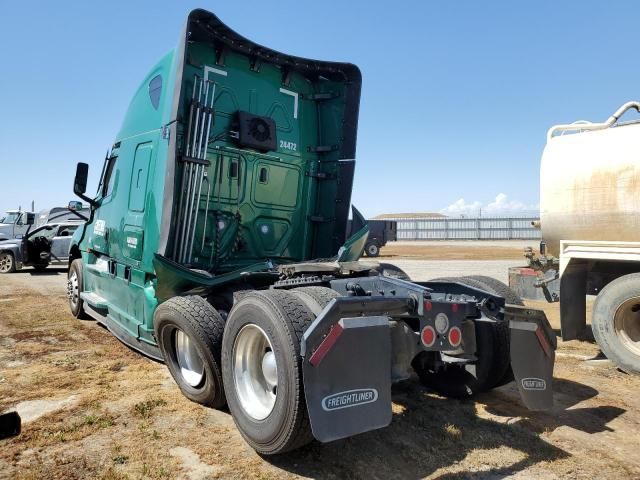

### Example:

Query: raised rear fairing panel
xmin=168 ymin=10 xmax=361 ymax=272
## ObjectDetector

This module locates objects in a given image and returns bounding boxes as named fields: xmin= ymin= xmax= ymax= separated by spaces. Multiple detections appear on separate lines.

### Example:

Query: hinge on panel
xmin=308 ymin=215 xmax=335 ymax=223
xmin=302 ymin=92 xmax=340 ymax=101
xmin=179 ymin=155 xmax=211 ymax=166
xmin=308 ymin=145 xmax=339 ymax=153
xmin=162 ymin=124 xmax=171 ymax=140
xmin=305 ymin=171 xmax=336 ymax=180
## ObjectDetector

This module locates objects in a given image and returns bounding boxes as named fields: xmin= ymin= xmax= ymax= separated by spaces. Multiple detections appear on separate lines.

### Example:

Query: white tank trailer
xmin=512 ymin=101 xmax=640 ymax=374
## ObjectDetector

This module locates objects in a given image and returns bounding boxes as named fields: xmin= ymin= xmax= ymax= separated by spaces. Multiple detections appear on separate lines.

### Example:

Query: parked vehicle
xmin=36 ymin=203 xmax=90 ymax=227
xmin=0 ymin=210 xmax=35 ymax=241
xmin=512 ymin=101 xmax=640 ymax=374
xmin=0 ymin=220 xmax=83 ymax=273
xmin=347 ymin=219 xmax=397 ymax=257
xmin=67 ymin=9 xmax=556 ymax=455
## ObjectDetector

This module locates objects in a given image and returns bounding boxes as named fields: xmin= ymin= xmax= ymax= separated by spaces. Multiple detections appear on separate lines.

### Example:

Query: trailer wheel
xmin=154 ymin=296 xmax=226 ymax=408
xmin=592 ymin=273 xmax=640 ymax=374
xmin=374 ymin=263 xmax=411 ymax=281
xmin=365 ymin=242 xmax=380 ymax=257
xmin=0 ymin=252 xmax=16 ymax=274
xmin=222 ymin=290 xmax=314 ymax=455
xmin=289 ymin=286 xmax=340 ymax=315
xmin=67 ymin=259 xmax=89 ymax=319
xmin=414 ymin=276 xmax=510 ymax=397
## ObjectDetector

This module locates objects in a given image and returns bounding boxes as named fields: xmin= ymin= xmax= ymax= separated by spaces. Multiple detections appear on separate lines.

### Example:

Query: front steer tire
xmin=68 ymin=259 xmax=90 ymax=319
xmin=154 ymin=296 xmax=226 ymax=408
xmin=222 ymin=290 xmax=314 ymax=455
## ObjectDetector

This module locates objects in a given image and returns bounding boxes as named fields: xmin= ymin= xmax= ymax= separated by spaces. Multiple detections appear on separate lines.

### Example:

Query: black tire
xmin=0 ymin=251 xmax=16 ymax=274
xmin=365 ymin=242 xmax=380 ymax=257
xmin=68 ymin=259 xmax=89 ymax=319
xmin=592 ymin=273 xmax=640 ymax=374
xmin=461 ymin=275 xmax=523 ymax=388
xmin=289 ymin=286 xmax=340 ymax=316
xmin=154 ymin=296 xmax=226 ymax=408
xmin=464 ymin=275 xmax=524 ymax=306
xmin=33 ymin=263 xmax=49 ymax=272
xmin=222 ymin=290 xmax=314 ymax=455
xmin=413 ymin=276 xmax=510 ymax=396
xmin=374 ymin=262 xmax=411 ymax=281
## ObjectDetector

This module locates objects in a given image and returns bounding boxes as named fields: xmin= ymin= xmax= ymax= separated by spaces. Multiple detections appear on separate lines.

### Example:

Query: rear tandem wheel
xmin=154 ymin=296 xmax=226 ymax=408
xmin=413 ymin=275 xmax=519 ymax=397
xmin=221 ymin=289 xmax=315 ymax=455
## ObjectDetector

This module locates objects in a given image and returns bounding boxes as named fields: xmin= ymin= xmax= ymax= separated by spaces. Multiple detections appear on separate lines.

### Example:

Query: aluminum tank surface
xmin=541 ymin=121 xmax=640 ymax=257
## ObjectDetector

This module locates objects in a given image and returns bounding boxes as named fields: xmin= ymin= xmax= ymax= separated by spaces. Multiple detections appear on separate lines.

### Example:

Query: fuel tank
xmin=540 ymin=119 xmax=640 ymax=257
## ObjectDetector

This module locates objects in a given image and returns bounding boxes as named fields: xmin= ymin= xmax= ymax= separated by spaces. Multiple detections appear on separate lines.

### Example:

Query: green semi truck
xmin=67 ymin=9 xmax=556 ymax=455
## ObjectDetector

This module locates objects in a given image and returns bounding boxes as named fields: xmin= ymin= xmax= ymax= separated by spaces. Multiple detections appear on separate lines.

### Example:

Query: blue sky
xmin=1 ymin=1 xmax=639 ymax=218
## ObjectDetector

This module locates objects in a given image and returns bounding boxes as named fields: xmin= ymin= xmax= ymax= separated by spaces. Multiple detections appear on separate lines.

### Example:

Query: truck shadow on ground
xmin=482 ymin=377 xmax=625 ymax=435
xmin=14 ymin=267 xmax=66 ymax=276
xmin=269 ymin=379 xmax=591 ymax=480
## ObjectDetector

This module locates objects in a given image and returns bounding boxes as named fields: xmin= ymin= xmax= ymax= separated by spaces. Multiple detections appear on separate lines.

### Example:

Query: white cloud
xmin=440 ymin=193 xmax=538 ymax=217
xmin=440 ymin=198 xmax=483 ymax=216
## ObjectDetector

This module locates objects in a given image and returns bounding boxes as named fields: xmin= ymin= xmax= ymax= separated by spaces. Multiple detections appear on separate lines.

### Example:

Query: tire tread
xmin=155 ymin=296 xmax=226 ymax=408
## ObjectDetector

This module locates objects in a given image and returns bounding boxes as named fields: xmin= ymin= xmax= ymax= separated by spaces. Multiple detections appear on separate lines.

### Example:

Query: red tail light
xmin=421 ymin=326 xmax=436 ymax=347
xmin=448 ymin=326 xmax=462 ymax=347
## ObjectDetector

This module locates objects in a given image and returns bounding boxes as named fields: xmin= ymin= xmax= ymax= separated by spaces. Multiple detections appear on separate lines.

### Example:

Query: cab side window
xmin=57 ymin=225 xmax=78 ymax=237
xmin=102 ymin=154 xmax=118 ymax=198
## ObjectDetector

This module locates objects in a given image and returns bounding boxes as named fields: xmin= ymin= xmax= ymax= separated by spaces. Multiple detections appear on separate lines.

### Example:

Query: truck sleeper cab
xmin=68 ymin=9 xmax=556 ymax=455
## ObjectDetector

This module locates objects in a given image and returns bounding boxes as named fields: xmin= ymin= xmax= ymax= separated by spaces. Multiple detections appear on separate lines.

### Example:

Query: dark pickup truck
xmin=0 ymin=221 xmax=83 ymax=273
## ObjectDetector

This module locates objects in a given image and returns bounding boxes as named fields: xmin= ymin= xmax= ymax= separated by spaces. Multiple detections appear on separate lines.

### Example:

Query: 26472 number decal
xmin=280 ymin=140 xmax=297 ymax=151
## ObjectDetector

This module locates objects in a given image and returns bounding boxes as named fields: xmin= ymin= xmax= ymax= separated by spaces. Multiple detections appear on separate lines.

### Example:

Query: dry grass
xmin=379 ymin=243 xmax=525 ymax=260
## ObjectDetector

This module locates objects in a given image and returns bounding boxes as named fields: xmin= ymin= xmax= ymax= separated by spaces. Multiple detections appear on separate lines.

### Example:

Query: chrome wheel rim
xmin=0 ymin=253 xmax=12 ymax=273
xmin=67 ymin=270 xmax=79 ymax=308
xmin=614 ymin=298 xmax=640 ymax=357
xmin=233 ymin=324 xmax=277 ymax=420
xmin=367 ymin=244 xmax=377 ymax=255
xmin=175 ymin=330 xmax=205 ymax=387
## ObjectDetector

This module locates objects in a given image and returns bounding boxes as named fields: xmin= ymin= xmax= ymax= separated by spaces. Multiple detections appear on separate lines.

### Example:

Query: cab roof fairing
xmin=159 ymin=8 xmax=363 ymax=256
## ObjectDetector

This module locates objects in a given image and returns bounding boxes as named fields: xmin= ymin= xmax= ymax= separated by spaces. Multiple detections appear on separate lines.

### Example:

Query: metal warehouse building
xmin=373 ymin=213 xmax=541 ymax=240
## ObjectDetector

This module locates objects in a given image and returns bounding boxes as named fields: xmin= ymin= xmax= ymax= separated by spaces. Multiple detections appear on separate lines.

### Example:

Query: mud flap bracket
xmin=301 ymin=297 xmax=410 ymax=443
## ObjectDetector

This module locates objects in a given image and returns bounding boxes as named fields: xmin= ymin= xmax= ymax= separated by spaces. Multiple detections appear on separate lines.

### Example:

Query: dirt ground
xmin=1 ymin=246 xmax=640 ymax=479
xmin=378 ymin=240 xmax=531 ymax=261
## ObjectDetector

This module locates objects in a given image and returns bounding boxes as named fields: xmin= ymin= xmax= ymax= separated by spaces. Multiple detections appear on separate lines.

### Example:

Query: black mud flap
xmin=302 ymin=316 xmax=392 ymax=443
xmin=506 ymin=305 xmax=557 ymax=411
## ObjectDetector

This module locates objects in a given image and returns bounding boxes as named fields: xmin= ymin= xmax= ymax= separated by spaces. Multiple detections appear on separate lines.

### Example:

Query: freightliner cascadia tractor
xmin=67 ymin=9 xmax=556 ymax=454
